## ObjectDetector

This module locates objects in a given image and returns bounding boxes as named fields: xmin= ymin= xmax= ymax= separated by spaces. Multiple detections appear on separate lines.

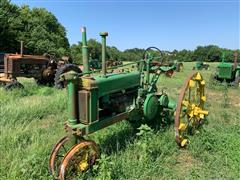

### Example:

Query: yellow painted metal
xmin=179 ymin=122 xmax=187 ymax=131
xmin=178 ymin=72 xmax=209 ymax=147
xmin=201 ymin=96 xmax=206 ymax=102
xmin=200 ymin=80 xmax=205 ymax=86
xmin=195 ymin=72 xmax=202 ymax=80
xmin=180 ymin=139 xmax=188 ymax=147
xmin=78 ymin=150 xmax=89 ymax=171
xmin=182 ymin=100 xmax=189 ymax=107
xmin=188 ymin=80 xmax=195 ymax=88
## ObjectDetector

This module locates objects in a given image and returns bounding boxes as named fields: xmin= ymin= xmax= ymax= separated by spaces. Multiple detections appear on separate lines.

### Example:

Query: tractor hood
xmin=80 ymin=71 xmax=141 ymax=97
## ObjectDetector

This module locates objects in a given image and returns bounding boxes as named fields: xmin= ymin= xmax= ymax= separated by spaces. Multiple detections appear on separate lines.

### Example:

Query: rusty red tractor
xmin=0 ymin=42 xmax=81 ymax=90
xmin=49 ymin=27 xmax=209 ymax=179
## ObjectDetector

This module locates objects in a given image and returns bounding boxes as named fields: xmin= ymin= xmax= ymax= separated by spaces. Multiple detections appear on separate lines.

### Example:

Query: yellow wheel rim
xmin=175 ymin=72 xmax=209 ymax=147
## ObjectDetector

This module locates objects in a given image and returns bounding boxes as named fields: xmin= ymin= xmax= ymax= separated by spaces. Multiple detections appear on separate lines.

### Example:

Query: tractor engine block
xmin=99 ymin=88 xmax=137 ymax=115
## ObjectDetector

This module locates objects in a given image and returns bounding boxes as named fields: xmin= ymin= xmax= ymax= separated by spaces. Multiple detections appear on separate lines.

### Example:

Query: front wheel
xmin=58 ymin=140 xmax=99 ymax=180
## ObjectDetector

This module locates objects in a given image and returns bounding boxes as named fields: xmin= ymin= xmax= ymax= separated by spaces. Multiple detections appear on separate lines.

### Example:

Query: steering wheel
xmin=142 ymin=47 xmax=164 ymax=64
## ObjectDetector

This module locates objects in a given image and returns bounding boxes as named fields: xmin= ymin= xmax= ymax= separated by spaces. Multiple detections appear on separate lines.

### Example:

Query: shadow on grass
xmin=98 ymin=115 xmax=174 ymax=156
xmin=99 ymin=124 xmax=137 ymax=155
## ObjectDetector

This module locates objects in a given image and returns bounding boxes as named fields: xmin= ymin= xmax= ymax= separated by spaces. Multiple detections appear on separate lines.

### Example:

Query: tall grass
xmin=0 ymin=63 xmax=239 ymax=179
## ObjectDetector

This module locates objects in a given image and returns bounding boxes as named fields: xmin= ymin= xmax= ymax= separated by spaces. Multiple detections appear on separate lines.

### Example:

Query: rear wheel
xmin=174 ymin=72 xmax=209 ymax=147
xmin=35 ymin=77 xmax=48 ymax=86
xmin=54 ymin=64 xmax=82 ymax=89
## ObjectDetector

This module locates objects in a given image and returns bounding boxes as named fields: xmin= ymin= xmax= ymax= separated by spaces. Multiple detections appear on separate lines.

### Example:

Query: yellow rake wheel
xmin=174 ymin=72 xmax=209 ymax=147
xmin=58 ymin=140 xmax=99 ymax=180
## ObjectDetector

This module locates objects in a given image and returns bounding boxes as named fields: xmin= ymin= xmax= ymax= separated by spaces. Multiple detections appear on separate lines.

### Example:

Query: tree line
xmin=0 ymin=0 xmax=239 ymax=64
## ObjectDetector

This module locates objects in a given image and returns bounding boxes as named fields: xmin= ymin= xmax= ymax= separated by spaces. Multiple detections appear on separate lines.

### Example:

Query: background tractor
xmin=192 ymin=60 xmax=210 ymax=70
xmin=49 ymin=27 xmax=209 ymax=180
xmin=0 ymin=42 xmax=81 ymax=89
xmin=211 ymin=52 xmax=240 ymax=87
xmin=144 ymin=49 xmax=184 ymax=77
xmin=89 ymin=56 xmax=122 ymax=70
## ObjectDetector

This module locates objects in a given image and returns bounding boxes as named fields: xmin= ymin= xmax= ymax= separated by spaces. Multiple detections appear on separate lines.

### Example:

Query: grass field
xmin=0 ymin=62 xmax=239 ymax=179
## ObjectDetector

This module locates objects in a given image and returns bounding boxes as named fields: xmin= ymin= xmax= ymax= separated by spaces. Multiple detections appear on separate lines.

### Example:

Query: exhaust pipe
xmin=100 ymin=32 xmax=108 ymax=77
xmin=233 ymin=51 xmax=238 ymax=70
xmin=81 ymin=27 xmax=89 ymax=73
xmin=20 ymin=41 xmax=23 ymax=56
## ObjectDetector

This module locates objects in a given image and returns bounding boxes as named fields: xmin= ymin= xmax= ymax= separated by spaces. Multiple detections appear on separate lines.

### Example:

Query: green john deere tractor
xmin=211 ymin=52 xmax=240 ymax=87
xmin=192 ymin=60 xmax=209 ymax=70
xmin=48 ymin=27 xmax=209 ymax=180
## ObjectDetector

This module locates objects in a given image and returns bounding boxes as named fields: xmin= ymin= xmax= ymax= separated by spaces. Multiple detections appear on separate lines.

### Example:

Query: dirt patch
xmin=172 ymin=150 xmax=201 ymax=177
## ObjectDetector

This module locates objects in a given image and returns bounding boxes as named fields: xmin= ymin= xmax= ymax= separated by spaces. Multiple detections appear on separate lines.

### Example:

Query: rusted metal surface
xmin=49 ymin=136 xmax=70 ymax=178
xmin=58 ymin=140 xmax=99 ymax=180
xmin=1 ymin=54 xmax=50 ymax=82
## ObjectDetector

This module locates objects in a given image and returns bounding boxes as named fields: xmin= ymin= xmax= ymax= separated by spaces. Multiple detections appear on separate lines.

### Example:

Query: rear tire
xmin=54 ymin=64 xmax=82 ymax=89
xmin=35 ymin=78 xmax=48 ymax=86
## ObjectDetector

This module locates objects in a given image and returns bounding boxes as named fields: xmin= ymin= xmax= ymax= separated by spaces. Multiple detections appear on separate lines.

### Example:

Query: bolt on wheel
xmin=174 ymin=72 xmax=209 ymax=147
xmin=58 ymin=140 xmax=99 ymax=180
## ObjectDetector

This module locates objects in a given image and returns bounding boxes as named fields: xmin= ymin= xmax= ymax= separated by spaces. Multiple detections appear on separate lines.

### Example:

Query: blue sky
xmin=12 ymin=0 xmax=239 ymax=51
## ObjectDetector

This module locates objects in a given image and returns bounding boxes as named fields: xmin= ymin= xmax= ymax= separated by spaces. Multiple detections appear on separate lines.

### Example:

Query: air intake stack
xmin=100 ymin=32 xmax=108 ymax=77
xmin=81 ymin=27 xmax=89 ymax=73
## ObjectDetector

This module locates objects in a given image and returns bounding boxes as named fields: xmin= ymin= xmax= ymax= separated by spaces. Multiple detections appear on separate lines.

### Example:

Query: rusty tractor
xmin=0 ymin=42 xmax=81 ymax=90
xmin=49 ymin=27 xmax=209 ymax=179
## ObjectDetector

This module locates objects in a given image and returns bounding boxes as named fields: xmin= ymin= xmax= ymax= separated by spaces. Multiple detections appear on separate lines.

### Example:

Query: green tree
xmin=0 ymin=2 xmax=69 ymax=57
xmin=17 ymin=6 xmax=69 ymax=56
xmin=70 ymin=43 xmax=82 ymax=64
xmin=0 ymin=0 xmax=20 ymax=52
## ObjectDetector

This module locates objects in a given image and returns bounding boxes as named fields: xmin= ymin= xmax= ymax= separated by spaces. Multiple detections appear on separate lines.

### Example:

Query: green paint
xmin=167 ymin=98 xmax=176 ymax=110
xmin=143 ymin=94 xmax=159 ymax=120
xmin=100 ymin=32 xmax=108 ymax=77
xmin=217 ymin=62 xmax=233 ymax=79
xmin=89 ymin=88 xmax=98 ymax=123
xmin=84 ymin=71 xmax=141 ymax=97
xmin=82 ymin=27 xmax=89 ymax=73
xmin=159 ymin=94 xmax=176 ymax=110
xmin=67 ymin=80 xmax=78 ymax=126
xmin=159 ymin=94 xmax=169 ymax=107
xmin=69 ymin=112 xmax=129 ymax=136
